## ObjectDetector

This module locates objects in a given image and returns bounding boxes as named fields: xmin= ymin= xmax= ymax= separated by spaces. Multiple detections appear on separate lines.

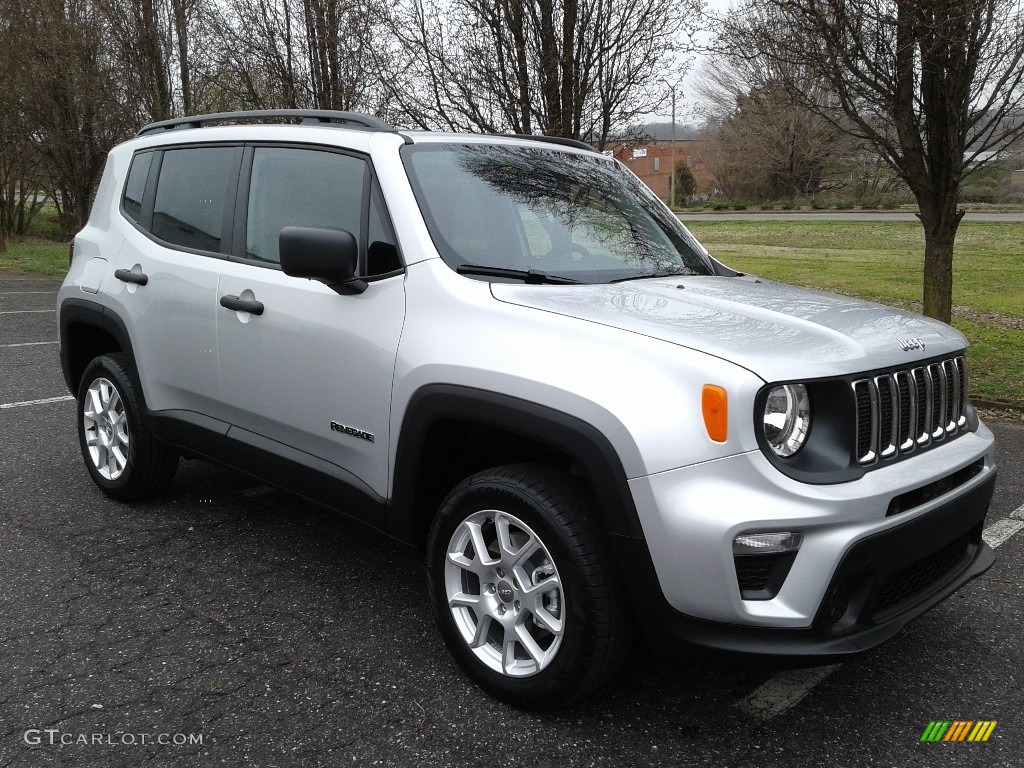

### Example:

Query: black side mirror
xmin=279 ymin=226 xmax=367 ymax=295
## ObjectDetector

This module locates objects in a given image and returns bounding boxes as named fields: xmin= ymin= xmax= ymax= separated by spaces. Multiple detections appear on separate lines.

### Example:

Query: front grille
xmin=871 ymin=528 xmax=976 ymax=618
xmin=853 ymin=355 xmax=967 ymax=465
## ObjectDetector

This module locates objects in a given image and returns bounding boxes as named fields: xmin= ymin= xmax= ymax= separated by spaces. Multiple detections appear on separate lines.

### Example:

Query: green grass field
xmin=3 ymin=220 xmax=1023 ymax=403
xmin=0 ymin=239 xmax=68 ymax=277
xmin=686 ymin=220 xmax=1024 ymax=404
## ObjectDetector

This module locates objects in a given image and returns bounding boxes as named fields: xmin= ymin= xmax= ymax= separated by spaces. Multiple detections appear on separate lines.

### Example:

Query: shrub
xmin=962 ymin=186 xmax=996 ymax=204
xmin=672 ymin=164 xmax=697 ymax=208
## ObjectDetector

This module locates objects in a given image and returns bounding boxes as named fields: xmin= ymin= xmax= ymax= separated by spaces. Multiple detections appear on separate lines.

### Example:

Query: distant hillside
xmin=639 ymin=122 xmax=703 ymax=140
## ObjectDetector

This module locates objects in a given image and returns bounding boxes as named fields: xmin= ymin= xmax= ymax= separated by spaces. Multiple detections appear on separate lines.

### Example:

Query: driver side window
xmin=245 ymin=147 xmax=365 ymax=265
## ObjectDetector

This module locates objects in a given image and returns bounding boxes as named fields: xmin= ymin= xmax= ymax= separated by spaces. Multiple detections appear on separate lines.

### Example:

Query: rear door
xmin=116 ymin=145 xmax=241 ymax=417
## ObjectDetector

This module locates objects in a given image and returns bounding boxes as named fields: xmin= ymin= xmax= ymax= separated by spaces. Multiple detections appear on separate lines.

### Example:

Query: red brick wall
xmin=609 ymin=139 xmax=713 ymax=201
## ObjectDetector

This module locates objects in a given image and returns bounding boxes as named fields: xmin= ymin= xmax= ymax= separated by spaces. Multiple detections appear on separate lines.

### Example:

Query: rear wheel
xmin=426 ymin=464 xmax=630 ymax=708
xmin=77 ymin=353 xmax=178 ymax=501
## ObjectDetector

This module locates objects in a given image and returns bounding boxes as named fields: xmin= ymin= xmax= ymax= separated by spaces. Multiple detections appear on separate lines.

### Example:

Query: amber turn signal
xmin=702 ymin=385 xmax=728 ymax=443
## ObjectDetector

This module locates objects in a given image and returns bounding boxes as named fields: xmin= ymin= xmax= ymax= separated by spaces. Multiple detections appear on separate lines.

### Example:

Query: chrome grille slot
xmin=928 ymin=362 xmax=945 ymax=440
xmin=942 ymin=358 xmax=958 ymax=432
xmin=853 ymin=355 xmax=968 ymax=465
xmin=874 ymin=374 xmax=898 ymax=459
xmin=954 ymin=356 xmax=967 ymax=428
xmin=912 ymin=367 xmax=929 ymax=446
xmin=853 ymin=380 xmax=876 ymax=463
xmin=894 ymin=371 xmax=915 ymax=452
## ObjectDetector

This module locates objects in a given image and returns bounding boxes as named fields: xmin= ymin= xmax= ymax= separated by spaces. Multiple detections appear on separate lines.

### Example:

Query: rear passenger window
xmin=152 ymin=147 xmax=240 ymax=253
xmin=245 ymin=147 xmax=365 ymax=264
xmin=122 ymin=151 xmax=153 ymax=224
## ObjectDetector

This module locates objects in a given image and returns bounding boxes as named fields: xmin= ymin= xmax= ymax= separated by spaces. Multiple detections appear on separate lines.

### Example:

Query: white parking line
xmin=0 ymin=291 xmax=56 ymax=295
xmin=983 ymin=519 xmax=1024 ymax=549
xmin=736 ymin=503 xmax=1024 ymax=720
xmin=0 ymin=309 xmax=57 ymax=314
xmin=735 ymin=665 xmax=842 ymax=719
xmin=0 ymin=395 xmax=74 ymax=409
xmin=983 ymin=503 xmax=1024 ymax=549
xmin=0 ymin=341 xmax=59 ymax=348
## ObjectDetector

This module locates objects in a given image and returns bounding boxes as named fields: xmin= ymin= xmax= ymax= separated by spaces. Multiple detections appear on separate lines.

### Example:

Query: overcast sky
xmin=649 ymin=0 xmax=735 ymax=125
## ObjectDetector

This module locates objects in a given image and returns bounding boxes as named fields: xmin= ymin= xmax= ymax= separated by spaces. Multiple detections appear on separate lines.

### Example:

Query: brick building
xmin=609 ymin=139 xmax=714 ymax=202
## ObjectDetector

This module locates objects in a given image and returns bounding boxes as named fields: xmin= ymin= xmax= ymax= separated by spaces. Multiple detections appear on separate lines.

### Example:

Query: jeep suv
xmin=58 ymin=110 xmax=997 ymax=708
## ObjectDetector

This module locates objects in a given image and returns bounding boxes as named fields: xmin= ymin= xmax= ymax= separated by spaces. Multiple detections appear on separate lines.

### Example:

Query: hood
xmin=490 ymin=276 xmax=967 ymax=382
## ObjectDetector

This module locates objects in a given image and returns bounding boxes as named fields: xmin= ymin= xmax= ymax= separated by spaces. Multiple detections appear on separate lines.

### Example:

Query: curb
xmin=972 ymin=398 xmax=1024 ymax=414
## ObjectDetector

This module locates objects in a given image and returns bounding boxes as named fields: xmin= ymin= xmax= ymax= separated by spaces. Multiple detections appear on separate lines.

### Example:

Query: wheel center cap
xmin=496 ymin=581 xmax=514 ymax=604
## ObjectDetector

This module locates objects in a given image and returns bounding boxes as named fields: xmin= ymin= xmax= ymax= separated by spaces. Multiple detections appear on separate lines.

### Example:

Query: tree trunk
xmin=172 ymin=0 xmax=191 ymax=115
xmin=918 ymin=203 xmax=963 ymax=325
xmin=140 ymin=0 xmax=172 ymax=120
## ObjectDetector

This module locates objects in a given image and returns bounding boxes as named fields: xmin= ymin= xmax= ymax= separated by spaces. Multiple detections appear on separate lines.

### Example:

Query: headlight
xmin=762 ymin=384 xmax=811 ymax=457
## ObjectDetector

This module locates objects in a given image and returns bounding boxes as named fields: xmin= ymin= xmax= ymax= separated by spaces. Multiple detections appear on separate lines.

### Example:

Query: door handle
xmin=114 ymin=268 xmax=148 ymax=286
xmin=220 ymin=294 xmax=265 ymax=315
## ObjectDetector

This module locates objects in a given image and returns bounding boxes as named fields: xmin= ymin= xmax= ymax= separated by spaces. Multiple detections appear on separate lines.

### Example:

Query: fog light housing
xmin=733 ymin=532 xmax=802 ymax=600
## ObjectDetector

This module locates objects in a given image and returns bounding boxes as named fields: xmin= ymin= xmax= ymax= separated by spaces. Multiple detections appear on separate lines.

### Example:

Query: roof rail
xmin=137 ymin=110 xmax=395 ymax=136
xmin=510 ymin=134 xmax=597 ymax=153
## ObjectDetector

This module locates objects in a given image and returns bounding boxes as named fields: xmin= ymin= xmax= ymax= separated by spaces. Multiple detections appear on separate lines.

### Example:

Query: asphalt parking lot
xmin=2 ymin=273 xmax=1022 ymax=767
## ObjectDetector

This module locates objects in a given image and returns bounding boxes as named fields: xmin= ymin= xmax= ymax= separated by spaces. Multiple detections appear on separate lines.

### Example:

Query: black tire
xmin=76 ymin=353 xmax=178 ymax=501
xmin=426 ymin=463 xmax=630 ymax=708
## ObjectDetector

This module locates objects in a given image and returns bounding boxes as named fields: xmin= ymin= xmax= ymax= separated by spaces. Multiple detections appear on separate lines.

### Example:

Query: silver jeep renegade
xmin=58 ymin=110 xmax=997 ymax=708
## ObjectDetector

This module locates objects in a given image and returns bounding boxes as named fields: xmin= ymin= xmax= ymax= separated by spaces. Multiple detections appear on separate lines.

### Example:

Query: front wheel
xmin=77 ymin=353 xmax=178 ymax=501
xmin=426 ymin=464 xmax=630 ymax=708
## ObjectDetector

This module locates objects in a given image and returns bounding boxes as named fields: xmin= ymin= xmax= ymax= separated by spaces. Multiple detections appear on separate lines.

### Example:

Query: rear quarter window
xmin=121 ymin=151 xmax=154 ymax=224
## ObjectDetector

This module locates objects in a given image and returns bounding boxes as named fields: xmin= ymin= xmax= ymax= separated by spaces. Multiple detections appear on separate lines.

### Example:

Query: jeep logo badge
xmin=496 ymin=581 xmax=514 ymax=604
xmin=896 ymin=337 xmax=925 ymax=351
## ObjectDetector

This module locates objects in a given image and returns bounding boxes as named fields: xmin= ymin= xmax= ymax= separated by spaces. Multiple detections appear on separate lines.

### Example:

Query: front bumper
xmin=617 ymin=424 xmax=996 ymax=658
xmin=615 ymin=472 xmax=994 ymax=658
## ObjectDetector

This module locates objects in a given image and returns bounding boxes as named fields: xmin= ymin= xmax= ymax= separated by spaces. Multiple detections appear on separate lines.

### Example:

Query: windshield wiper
xmin=609 ymin=269 xmax=695 ymax=283
xmin=456 ymin=264 xmax=580 ymax=285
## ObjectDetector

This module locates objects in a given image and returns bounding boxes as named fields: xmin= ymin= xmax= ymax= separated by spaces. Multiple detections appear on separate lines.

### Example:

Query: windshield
xmin=401 ymin=143 xmax=717 ymax=283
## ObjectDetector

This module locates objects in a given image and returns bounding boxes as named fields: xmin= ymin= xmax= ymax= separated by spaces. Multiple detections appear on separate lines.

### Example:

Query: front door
xmin=215 ymin=146 xmax=405 ymax=500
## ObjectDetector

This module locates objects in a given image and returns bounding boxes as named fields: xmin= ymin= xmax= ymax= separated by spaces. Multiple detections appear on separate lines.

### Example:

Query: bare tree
xmin=718 ymin=0 xmax=1024 ymax=322
xmin=209 ymin=0 xmax=387 ymax=112
xmin=96 ymin=0 xmax=173 ymax=121
xmin=95 ymin=0 xmax=204 ymax=121
xmin=302 ymin=0 xmax=384 ymax=110
xmin=7 ymin=0 xmax=133 ymax=234
xmin=695 ymin=58 xmax=855 ymax=199
xmin=207 ymin=0 xmax=304 ymax=109
xmin=384 ymin=0 xmax=695 ymax=147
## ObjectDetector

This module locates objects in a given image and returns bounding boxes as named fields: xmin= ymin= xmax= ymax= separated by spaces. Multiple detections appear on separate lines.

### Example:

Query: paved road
xmin=679 ymin=211 xmax=1024 ymax=222
xmin=2 ymin=275 xmax=1022 ymax=767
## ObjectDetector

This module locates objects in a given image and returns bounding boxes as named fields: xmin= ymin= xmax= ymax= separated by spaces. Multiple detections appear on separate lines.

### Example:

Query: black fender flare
xmin=59 ymin=298 xmax=139 ymax=394
xmin=386 ymin=384 xmax=646 ymax=543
